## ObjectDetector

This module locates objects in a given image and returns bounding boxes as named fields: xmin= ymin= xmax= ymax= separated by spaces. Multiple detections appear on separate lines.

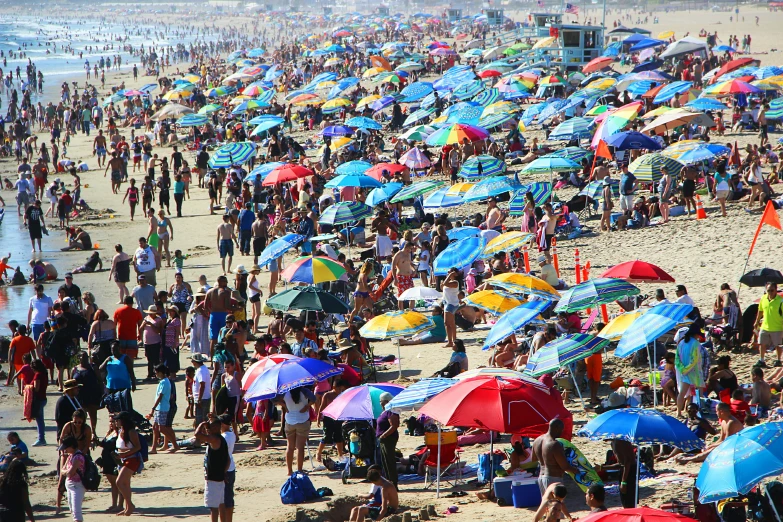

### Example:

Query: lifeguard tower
xmin=377 ymin=5 xmax=390 ymax=16
xmin=533 ymin=23 xmax=604 ymax=72
xmin=447 ymin=8 xmax=463 ymax=22
xmin=483 ymin=8 xmax=505 ymax=26
xmin=525 ymin=13 xmax=563 ymax=37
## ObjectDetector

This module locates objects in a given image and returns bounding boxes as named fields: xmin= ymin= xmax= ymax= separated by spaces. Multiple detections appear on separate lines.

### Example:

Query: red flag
xmin=748 ymin=200 xmax=783 ymax=257
xmin=595 ymin=139 xmax=613 ymax=160
xmin=729 ymin=140 xmax=741 ymax=167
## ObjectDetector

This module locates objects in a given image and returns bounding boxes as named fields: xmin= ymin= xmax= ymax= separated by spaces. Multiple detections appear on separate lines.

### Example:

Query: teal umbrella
xmin=554 ymin=278 xmax=640 ymax=313
xmin=266 ymin=286 xmax=349 ymax=313
xmin=389 ymin=180 xmax=444 ymax=203
xmin=458 ymin=154 xmax=506 ymax=179
xmin=319 ymin=201 xmax=373 ymax=225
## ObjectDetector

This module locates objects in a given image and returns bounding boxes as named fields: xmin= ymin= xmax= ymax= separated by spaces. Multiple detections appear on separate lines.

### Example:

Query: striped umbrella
xmin=473 ymin=88 xmax=501 ymax=107
xmin=524 ymin=334 xmax=610 ymax=377
xmin=258 ymin=233 xmax=305 ymax=268
xmin=390 ymin=180 xmax=444 ymax=203
xmin=554 ymin=278 xmax=641 ymax=313
xmin=244 ymin=358 xmax=343 ymax=401
xmin=485 ymin=273 xmax=560 ymax=301
xmin=579 ymin=179 xmax=620 ymax=200
xmin=615 ymin=313 xmax=684 ymax=359
xmin=446 ymin=182 xmax=475 ymax=197
xmin=626 ymin=80 xmax=657 ymax=96
xmin=398 ymin=147 xmax=432 ymax=169
xmin=522 ymin=157 xmax=581 ymax=174
xmin=628 ymin=153 xmax=684 ymax=183
xmin=324 ymin=174 xmax=383 ymax=189
xmin=319 ymin=201 xmax=373 ymax=225
xmin=370 ymin=94 xmax=403 ymax=112
xmin=598 ymin=310 xmax=645 ymax=341
xmin=479 ymin=112 xmax=516 ymax=129
xmin=404 ymin=107 xmax=437 ymax=127
xmin=483 ymin=232 xmax=534 ymax=256
xmin=396 ymin=61 xmax=426 ymax=72
xmin=322 ymin=97 xmax=353 ymax=113
xmin=387 ymin=378 xmax=457 ymax=412
xmin=240 ymin=354 xmax=299 ymax=391
xmin=336 ymin=160 xmax=372 ymax=176
xmin=207 ymin=141 xmax=257 ymax=168
xmin=345 ymin=116 xmax=383 ymax=130
xmin=255 ymin=89 xmax=277 ymax=104
xmin=176 ymin=113 xmax=208 ymax=127
xmin=548 ymin=117 xmax=594 ymax=141
xmin=545 ymin=147 xmax=593 ymax=163
xmin=356 ymin=94 xmax=382 ymax=109
xmin=509 ymin=182 xmax=553 ymax=213
xmin=425 ymin=123 xmax=489 ymax=146
xmin=661 ymin=143 xmax=730 ymax=165
xmin=464 ymin=289 xmax=525 ymax=314
xmin=463 ymin=175 xmax=521 ymax=203
xmin=281 ymin=256 xmax=347 ymax=284
xmin=458 ymin=154 xmax=507 ymax=179
xmin=653 ymin=80 xmax=693 ymax=104
xmin=483 ymin=300 xmax=552 ymax=350
xmin=243 ymin=161 xmax=286 ymax=182
xmin=452 ymin=80 xmax=485 ymax=100
xmin=400 ymin=81 xmax=434 ymax=102
xmin=198 ymin=103 xmax=222 ymax=115
xmin=400 ymin=125 xmax=437 ymax=142
xmin=366 ymin=183 xmax=403 ymax=206
xmin=433 ymin=236 xmax=488 ymax=276
xmin=360 ymin=310 xmax=436 ymax=339
xmin=423 ymin=187 xmax=464 ymax=210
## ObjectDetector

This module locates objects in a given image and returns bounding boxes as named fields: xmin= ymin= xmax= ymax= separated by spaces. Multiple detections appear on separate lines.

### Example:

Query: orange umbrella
xmin=582 ymin=56 xmax=614 ymax=74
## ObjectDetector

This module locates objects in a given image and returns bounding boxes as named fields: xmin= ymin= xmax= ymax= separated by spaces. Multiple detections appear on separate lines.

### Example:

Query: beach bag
xmin=138 ymin=433 xmax=149 ymax=462
xmin=477 ymin=451 xmax=504 ymax=484
xmin=280 ymin=471 xmax=318 ymax=505
xmin=77 ymin=453 xmax=102 ymax=491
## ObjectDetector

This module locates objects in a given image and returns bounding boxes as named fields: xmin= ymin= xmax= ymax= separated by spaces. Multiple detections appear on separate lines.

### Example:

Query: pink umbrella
xmin=399 ymin=147 xmax=431 ymax=169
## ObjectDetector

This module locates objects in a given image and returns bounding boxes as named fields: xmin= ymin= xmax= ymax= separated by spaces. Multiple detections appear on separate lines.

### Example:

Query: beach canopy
xmin=659 ymin=36 xmax=709 ymax=59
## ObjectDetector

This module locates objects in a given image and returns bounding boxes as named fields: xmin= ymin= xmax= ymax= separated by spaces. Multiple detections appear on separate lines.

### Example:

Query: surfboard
xmin=557 ymin=438 xmax=603 ymax=492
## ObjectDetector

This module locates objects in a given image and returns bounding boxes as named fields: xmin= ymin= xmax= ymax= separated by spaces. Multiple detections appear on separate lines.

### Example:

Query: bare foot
xmin=118 ymin=503 xmax=135 ymax=516
xmin=167 ymin=447 xmax=179 ymax=453
xmin=148 ymin=449 xmax=157 ymax=455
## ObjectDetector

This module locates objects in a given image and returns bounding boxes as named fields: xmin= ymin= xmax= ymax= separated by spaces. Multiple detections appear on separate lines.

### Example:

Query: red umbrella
xmin=365 ymin=162 xmax=407 ymax=181
xmin=579 ymin=507 xmax=697 ymax=522
xmin=241 ymin=354 xmax=299 ymax=391
xmin=600 ymin=260 xmax=675 ymax=283
xmin=582 ymin=56 xmax=614 ymax=74
xmin=418 ymin=375 xmax=573 ymax=438
xmin=711 ymin=57 xmax=759 ymax=83
xmin=262 ymin=164 xmax=313 ymax=185
xmin=478 ymin=69 xmax=502 ymax=79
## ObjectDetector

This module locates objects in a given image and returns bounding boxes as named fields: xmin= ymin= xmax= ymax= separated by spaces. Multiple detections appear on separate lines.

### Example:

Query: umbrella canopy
xmin=258 ymin=233 xmax=304 ymax=268
xmin=463 ymin=290 xmax=525 ymax=315
xmin=397 ymin=286 xmax=443 ymax=301
xmin=419 ymin=375 xmax=573 ymax=438
xmin=335 ymin=160 xmax=372 ymax=176
xmin=322 ymin=125 xmax=355 ymax=137
xmin=422 ymin=187 xmax=464 ymax=210
xmin=463 ymin=175 xmax=521 ymax=203
xmin=577 ymin=408 xmax=704 ymax=452
xmin=387 ymin=378 xmax=457 ymax=412
xmin=366 ymin=163 xmax=408 ymax=180
xmin=398 ymin=147 xmax=432 ymax=169
xmin=319 ymin=201 xmax=373 ymax=225
xmin=360 ymin=310 xmax=436 ymax=339
xmin=695 ymin=422 xmax=783 ymax=503
xmin=241 ymin=354 xmax=299 ymax=391
xmin=627 ymin=153 xmax=684 ymax=183
xmin=614 ymin=311 xmax=688 ymax=358
xmin=458 ymin=155 xmax=506 ymax=179
xmin=486 ymin=273 xmax=560 ymax=300
xmin=521 ymin=156 xmax=581 ymax=174
xmin=432 ymin=236 xmax=487 ymax=276
xmin=176 ymin=114 xmax=209 ymax=127
xmin=509 ymin=183 xmax=554 ymax=212
xmin=653 ymin=81 xmax=694 ymax=105
xmin=207 ymin=142 xmax=257 ymax=168
xmin=579 ymin=508 xmax=698 ymax=522
xmin=425 ymin=123 xmax=489 ymax=146
xmin=740 ymin=268 xmax=783 ymax=287
xmin=262 ymin=164 xmax=313 ymax=185
xmin=446 ymin=227 xmax=481 ymax=241
xmin=483 ymin=231 xmax=534 ymax=257
xmin=554 ymin=278 xmax=640 ymax=312
xmin=605 ymin=131 xmax=662 ymax=151
xmin=641 ymin=109 xmax=713 ymax=135
xmin=266 ymin=286 xmax=350 ymax=314
xmin=244 ymin=358 xmax=343 ymax=401
xmin=281 ymin=256 xmax=346 ymax=284
xmin=548 ymin=117 xmax=594 ymax=141
xmin=150 ymin=103 xmax=194 ymax=121
xmin=322 ymin=384 xmax=405 ymax=420
xmin=324 ymin=174 xmax=383 ymax=189
xmin=601 ymin=260 xmax=675 ymax=283
xmin=390 ymin=180 xmax=444 ymax=203
xmin=582 ymin=56 xmax=615 ymax=74
xmin=483 ymin=300 xmax=552 ymax=349
xmin=598 ymin=310 xmax=645 ymax=341
xmin=366 ymin=183 xmax=404 ymax=206
xmin=345 ymin=116 xmax=383 ymax=130
xmin=525 ymin=334 xmax=610 ymax=377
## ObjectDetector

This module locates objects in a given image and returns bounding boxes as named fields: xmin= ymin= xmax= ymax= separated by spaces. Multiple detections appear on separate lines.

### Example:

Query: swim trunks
xmin=209 ymin=312 xmax=228 ymax=340
xmin=396 ymin=274 xmax=414 ymax=297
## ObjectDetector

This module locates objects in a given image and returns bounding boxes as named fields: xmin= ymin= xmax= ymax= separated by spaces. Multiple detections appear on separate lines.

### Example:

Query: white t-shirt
xmin=676 ymin=294 xmax=695 ymax=307
xmin=283 ymin=390 xmax=311 ymax=425
xmin=223 ymin=430 xmax=236 ymax=472
xmin=193 ymin=364 xmax=212 ymax=401
xmin=14 ymin=178 xmax=28 ymax=194
xmin=134 ymin=246 xmax=157 ymax=272
xmin=29 ymin=295 xmax=53 ymax=325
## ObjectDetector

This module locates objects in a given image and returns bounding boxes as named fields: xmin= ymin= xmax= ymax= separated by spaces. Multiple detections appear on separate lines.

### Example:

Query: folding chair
xmin=423 ymin=431 xmax=463 ymax=489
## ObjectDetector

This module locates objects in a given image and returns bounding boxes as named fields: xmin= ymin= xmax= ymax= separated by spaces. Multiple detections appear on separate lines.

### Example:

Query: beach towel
xmin=23 ymin=384 xmax=34 ymax=422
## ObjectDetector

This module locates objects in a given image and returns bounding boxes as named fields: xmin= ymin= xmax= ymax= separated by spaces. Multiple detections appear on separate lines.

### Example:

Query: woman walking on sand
xmin=109 ymin=244 xmax=132 ymax=303
xmin=122 ymin=178 xmax=140 ymax=221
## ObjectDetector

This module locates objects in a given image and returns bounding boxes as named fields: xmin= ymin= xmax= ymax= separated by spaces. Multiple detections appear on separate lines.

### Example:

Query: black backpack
xmin=76 ymin=451 xmax=101 ymax=491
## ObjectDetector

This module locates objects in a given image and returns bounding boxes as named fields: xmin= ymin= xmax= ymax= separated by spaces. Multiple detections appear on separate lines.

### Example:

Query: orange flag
xmin=595 ymin=139 xmax=613 ymax=160
xmin=748 ymin=200 xmax=783 ymax=257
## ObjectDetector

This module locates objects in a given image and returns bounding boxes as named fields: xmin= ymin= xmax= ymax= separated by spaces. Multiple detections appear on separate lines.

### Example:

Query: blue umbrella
xmin=537 ymin=99 xmax=570 ymax=122
xmin=632 ymin=59 xmax=664 ymax=73
xmin=328 ymin=77 xmax=360 ymax=99
xmin=509 ymin=182 xmax=553 ymax=213
xmin=250 ymin=120 xmax=285 ymax=137
xmin=319 ymin=201 xmax=374 ymax=225
xmin=482 ymin=300 xmax=551 ymax=350
xmin=445 ymin=105 xmax=483 ymax=125
xmin=577 ymin=408 xmax=704 ymax=451
xmin=479 ymin=112 xmax=516 ymax=129
xmin=366 ymin=183 xmax=403 ymax=206
xmin=626 ymin=80 xmax=657 ymax=96
xmin=400 ymin=81 xmax=434 ymax=102
xmin=712 ymin=44 xmax=736 ymax=53
xmin=258 ymin=233 xmax=305 ymax=268
xmin=322 ymin=125 xmax=355 ymax=137
xmin=473 ymin=88 xmax=501 ymax=107
xmin=176 ymin=114 xmax=208 ymax=127
xmin=548 ymin=117 xmax=594 ymax=141
xmin=521 ymin=157 xmax=581 ymax=174
xmin=452 ymin=80 xmax=485 ymax=100
xmin=207 ymin=142 xmax=257 ymax=168
xmin=243 ymin=161 xmax=286 ymax=182
xmin=614 ymin=313 xmax=683 ymax=359
xmin=695 ymin=422 xmax=783 ymax=503
xmin=244 ymin=358 xmax=343 ymax=401
xmin=248 ymin=114 xmax=284 ymax=126
xmin=387 ymin=378 xmax=457 ymax=412
xmin=458 ymin=154 xmax=506 ymax=179
xmin=371 ymin=94 xmax=403 ymax=112
xmin=629 ymin=38 xmax=666 ymax=52
xmin=446 ymin=226 xmax=481 ymax=241
xmin=324 ymin=174 xmax=382 ymax=189
xmin=404 ymin=107 xmax=436 ymax=126
xmin=345 ymin=116 xmax=382 ymax=130
xmin=647 ymin=303 xmax=694 ymax=322
xmin=432 ymin=236 xmax=487 ymax=276
xmin=423 ymin=187 xmax=464 ymax=210
xmin=653 ymin=81 xmax=693 ymax=104
xmin=335 ymin=160 xmax=372 ymax=176
xmin=463 ymin=175 xmax=521 ymax=203
xmin=685 ymin=98 xmax=729 ymax=111
xmin=605 ymin=131 xmax=662 ymax=151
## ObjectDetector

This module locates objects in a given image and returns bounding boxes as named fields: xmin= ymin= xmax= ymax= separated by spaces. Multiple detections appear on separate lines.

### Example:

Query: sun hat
xmin=63 ymin=379 xmax=82 ymax=391
xmin=234 ymin=265 xmax=248 ymax=275
xmin=191 ymin=353 xmax=209 ymax=363
xmin=379 ymin=392 xmax=393 ymax=403
xmin=144 ymin=305 xmax=159 ymax=314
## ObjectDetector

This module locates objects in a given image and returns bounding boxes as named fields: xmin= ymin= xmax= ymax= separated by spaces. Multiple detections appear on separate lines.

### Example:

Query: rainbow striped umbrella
xmin=360 ymin=310 xmax=436 ymax=339
xmin=524 ymin=334 xmax=610 ymax=377
xmin=281 ymin=256 xmax=347 ymax=284
xmin=486 ymin=273 xmax=560 ymax=300
xmin=425 ymin=123 xmax=489 ymax=146
xmin=458 ymin=154 xmax=506 ymax=179
xmin=704 ymin=79 xmax=762 ymax=95
xmin=554 ymin=278 xmax=640 ymax=313
xmin=482 ymin=231 xmax=534 ymax=256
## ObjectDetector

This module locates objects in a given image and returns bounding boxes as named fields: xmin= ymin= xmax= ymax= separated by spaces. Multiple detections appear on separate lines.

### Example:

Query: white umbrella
xmin=482 ymin=45 xmax=509 ymax=61
xmin=659 ymin=36 xmax=709 ymax=59
xmin=398 ymin=287 xmax=443 ymax=301
xmin=150 ymin=103 xmax=194 ymax=121
xmin=464 ymin=39 xmax=484 ymax=50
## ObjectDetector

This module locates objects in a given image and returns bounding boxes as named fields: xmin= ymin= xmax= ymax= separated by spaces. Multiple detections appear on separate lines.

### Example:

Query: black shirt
xmin=197 ymin=151 xmax=210 ymax=169
xmin=25 ymin=205 xmax=44 ymax=235
xmin=54 ymin=394 xmax=82 ymax=440
xmin=58 ymin=282 xmax=82 ymax=303
xmin=205 ymin=436 xmax=229 ymax=482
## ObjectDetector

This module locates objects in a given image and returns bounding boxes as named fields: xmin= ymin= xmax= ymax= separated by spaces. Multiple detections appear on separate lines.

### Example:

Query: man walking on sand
xmin=217 ymin=214 xmax=238 ymax=275
xmin=205 ymin=276 xmax=232 ymax=358
xmin=531 ymin=419 xmax=577 ymax=496
xmin=392 ymin=243 xmax=416 ymax=310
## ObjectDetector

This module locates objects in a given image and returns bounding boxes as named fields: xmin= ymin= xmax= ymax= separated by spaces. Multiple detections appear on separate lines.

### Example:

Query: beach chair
xmin=423 ymin=431 xmax=463 ymax=490
xmin=579 ymin=309 xmax=599 ymax=333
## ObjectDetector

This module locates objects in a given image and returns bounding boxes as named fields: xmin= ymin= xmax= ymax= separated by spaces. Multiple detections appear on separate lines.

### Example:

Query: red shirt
xmin=114 ymin=305 xmax=143 ymax=341
xmin=17 ymin=364 xmax=35 ymax=386
xmin=10 ymin=335 xmax=35 ymax=371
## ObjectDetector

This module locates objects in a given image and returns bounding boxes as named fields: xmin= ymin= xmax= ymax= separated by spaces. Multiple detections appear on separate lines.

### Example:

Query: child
xmin=417 ymin=241 xmax=431 ymax=287
xmin=381 ymin=256 xmax=392 ymax=279
xmin=660 ymin=352 xmax=677 ymax=407
xmin=534 ymin=483 xmax=572 ymax=522
xmin=729 ymin=388 xmax=751 ymax=424
xmin=173 ymin=249 xmax=188 ymax=274
xmin=0 ymin=432 xmax=28 ymax=472
xmin=251 ymin=399 xmax=273 ymax=450
xmin=184 ymin=366 xmax=195 ymax=419
xmin=348 ymin=467 xmax=398 ymax=522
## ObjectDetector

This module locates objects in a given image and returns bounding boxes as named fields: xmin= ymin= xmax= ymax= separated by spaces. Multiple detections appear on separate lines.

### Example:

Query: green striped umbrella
xmin=628 ymin=153 xmax=684 ymax=183
xmin=479 ymin=112 xmax=516 ymax=129
xmin=473 ymin=88 xmax=501 ymax=107
xmin=198 ymin=103 xmax=222 ymax=114
xmin=524 ymin=334 xmax=610 ymax=377
xmin=544 ymin=147 xmax=593 ymax=163
xmin=389 ymin=180 xmax=445 ymax=203
xmin=554 ymin=278 xmax=640 ymax=313
xmin=319 ymin=201 xmax=373 ymax=225
xmin=521 ymin=157 xmax=581 ymax=174
xmin=458 ymin=154 xmax=507 ymax=179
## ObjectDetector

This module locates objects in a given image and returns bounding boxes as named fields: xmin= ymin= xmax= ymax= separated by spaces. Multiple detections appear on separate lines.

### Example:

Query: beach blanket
xmin=23 ymin=384 xmax=34 ymax=422
xmin=398 ymin=463 xmax=480 ymax=484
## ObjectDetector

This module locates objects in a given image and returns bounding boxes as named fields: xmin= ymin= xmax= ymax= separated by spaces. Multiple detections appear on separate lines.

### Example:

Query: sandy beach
xmin=2 ymin=4 xmax=783 ymax=522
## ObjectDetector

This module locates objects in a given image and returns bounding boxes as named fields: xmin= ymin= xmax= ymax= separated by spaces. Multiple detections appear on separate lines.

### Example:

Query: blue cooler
xmin=493 ymin=477 xmax=515 ymax=506
xmin=512 ymin=477 xmax=541 ymax=508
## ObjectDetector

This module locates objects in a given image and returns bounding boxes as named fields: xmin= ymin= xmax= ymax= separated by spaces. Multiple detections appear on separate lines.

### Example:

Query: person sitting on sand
xmin=534 ymin=483 xmax=572 ymax=522
xmin=657 ymin=403 xmax=717 ymax=461
xmin=61 ymin=227 xmax=92 ymax=251
xmin=71 ymin=252 xmax=102 ymax=274
xmin=349 ymin=466 xmax=398 ymax=522
xmin=675 ymin=402 xmax=742 ymax=464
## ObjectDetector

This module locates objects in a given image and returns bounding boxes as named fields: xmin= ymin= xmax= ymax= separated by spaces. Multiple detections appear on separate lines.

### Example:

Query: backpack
xmin=137 ymin=433 xmax=149 ymax=462
xmin=75 ymin=451 xmax=101 ymax=491
xmin=280 ymin=471 xmax=318 ymax=505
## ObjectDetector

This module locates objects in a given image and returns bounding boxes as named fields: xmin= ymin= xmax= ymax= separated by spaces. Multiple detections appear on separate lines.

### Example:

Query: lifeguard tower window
xmin=585 ymin=31 xmax=597 ymax=48
xmin=562 ymin=30 xmax=580 ymax=47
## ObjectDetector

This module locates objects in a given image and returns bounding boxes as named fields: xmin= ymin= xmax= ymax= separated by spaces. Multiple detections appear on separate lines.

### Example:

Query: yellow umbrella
xmin=586 ymin=78 xmax=617 ymax=90
xmin=532 ymin=36 xmax=557 ymax=50
xmin=483 ymin=232 xmax=534 ymax=256
xmin=163 ymin=90 xmax=185 ymax=100
xmin=183 ymin=73 xmax=201 ymax=83
xmin=486 ymin=273 xmax=560 ymax=300
xmin=446 ymin=182 xmax=475 ymax=197
xmin=362 ymin=67 xmax=388 ymax=78
xmin=658 ymin=31 xmax=674 ymax=39
xmin=640 ymin=106 xmax=675 ymax=120
xmin=482 ymin=101 xmax=518 ymax=117
xmin=751 ymin=78 xmax=783 ymax=90
xmin=463 ymin=290 xmax=525 ymax=314
xmin=317 ymin=137 xmax=353 ymax=156
xmin=356 ymin=95 xmax=382 ymax=109
xmin=323 ymin=58 xmax=341 ymax=68
xmin=316 ymin=80 xmax=338 ymax=90
xmin=598 ymin=310 xmax=644 ymax=341
xmin=322 ymin=98 xmax=353 ymax=111
xmin=229 ymin=95 xmax=252 ymax=105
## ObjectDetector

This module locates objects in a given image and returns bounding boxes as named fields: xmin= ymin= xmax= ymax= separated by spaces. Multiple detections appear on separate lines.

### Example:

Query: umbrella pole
xmin=570 ymin=368 xmax=586 ymax=410
xmin=397 ymin=342 xmax=403 ymax=380
xmin=635 ymin=445 xmax=640 ymax=508
xmin=436 ymin=425 xmax=442 ymax=498
xmin=648 ymin=343 xmax=658 ymax=408
xmin=489 ymin=431 xmax=495 ymax=496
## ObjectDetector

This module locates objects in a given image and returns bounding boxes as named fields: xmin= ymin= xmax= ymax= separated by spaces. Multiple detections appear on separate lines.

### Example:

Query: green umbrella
xmin=628 ymin=153 xmax=684 ymax=184
xmin=389 ymin=180 xmax=445 ymax=203
xmin=266 ymin=286 xmax=349 ymax=314
xmin=198 ymin=103 xmax=222 ymax=114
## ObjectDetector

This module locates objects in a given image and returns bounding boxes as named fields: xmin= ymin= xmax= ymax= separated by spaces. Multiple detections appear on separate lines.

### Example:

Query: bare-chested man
xmin=392 ymin=243 xmax=416 ymax=310
xmin=251 ymin=212 xmax=269 ymax=266
xmin=371 ymin=210 xmax=397 ymax=259
xmin=93 ymin=129 xmax=108 ymax=168
xmin=676 ymin=402 xmax=742 ymax=465
xmin=531 ymin=419 xmax=577 ymax=497
xmin=105 ymin=152 xmax=124 ymax=194
xmin=217 ymin=214 xmax=238 ymax=275
xmin=205 ymin=275 xmax=232 ymax=358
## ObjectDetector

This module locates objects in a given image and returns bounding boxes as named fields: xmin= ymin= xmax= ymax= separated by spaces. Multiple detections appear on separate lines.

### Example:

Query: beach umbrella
xmin=614 ymin=308 xmax=691 ymax=359
xmin=628 ymin=153 xmax=684 ymax=183
xmin=463 ymin=175 xmax=521 ymax=203
xmin=695 ymin=422 xmax=783 ymax=503
xmin=400 ymin=125 xmax=436 ymax=142
xmin=601 ymin=260 xmax=675 ymax=283
xmin=685 ymin=98 xmax=729 ymax=111
xmin=473 ymin=88 xmax=501 ymax=107
xmin=432 ymin=236 xmax=487 ymax=276
xmin=198 ymin=103 xmax=222 ymax=115
xmin=597 ymin=310 xmax=645 ymax=341
xmin=425 ymin=123 xmax=489 ymax=146
xmin=403 ymin=107 xmax=436 ymax=126
xmin=335 ymin=160 xmax=372 ymax=176
xmin=661 ymin=142 xmax=730 ymax=165
xmin=263 ymin=164 xmax=314 ymax=185
xmin=397 ymin=286 xmax=443 ymax=302
xmin=548 ymin=117 xmax=594 ymax=141
xmin=629 ymin=38 xmax=666 ymax=52
xmin=451 ymin=80 xmax=485 ymax=100
xmin=398 ymin=147 xmax=431 ymax=169
xmin=445 ymin=105 xmax=483 ymax=125
xmin=250 ymin=120 xmax=285 ymax=137
xmin=458 ymin=155 xmax=506 ymax=179
xmin=446 ymin=227 xmax=481 ymax=241
xmin=322 ymin=97 xmax=353 ymax=113
xmin=739 ymin=267 xmax=783 ymax=287
xmin=582 ymin=56 xmax=615 ymax=74
xmin=706 ymin=79 xmax=761 ymax=95
xmin=366 ymin=183 xmax=403 ymax=206
xmin=387 ymin=378 xmax=457 ymax=412
xmin=483 ymin=300 xmax=552 ymax=349
xmin=479 ymin=112 xmax=516 ymax=129
xmin=486 ymin=273 xmax=560 ymax=301
xmin=712 ymin=57 xmax=759 ymax=81
xmin=396 ymin=61 xmax=425 ymax=73
xmin=604 ymin=131 xmax=662 ymax=150
xmin=281 ymin=256 xmax=347 ymax=284
xmin=422 ymin=187 xmax=464 ymax=210
xmin=322 ymin=384 xmax=405 ymax=421
xmin=258 ymin=233 xmax=305 ymax=268
xmin=244 ymin=162 xmax=285 ymax=182
xmin=579 ymin=508 xmax=697 ymax=522
xmin=400 ymin=81 xmax=434 ymax=102
xmin=266 ymin=286 xmax=350 ymax=314
xmin=322 ymin=125 xmax=355 ymax=137
xmin=640 ymin=108 xmax=713 ymax=134
xmin=652 ymin=81 xmax=694 ymax=104
xmin=483 ymin=232 xmax=534 ymax=257
xmin=464 ymin=290 xmax=525 ymax=314
xmin=360 ymin=310 xmax=435 ymax=339
xmin=207 ymin=142 xmax=257 ymax=168
xmin=244 ymin=358 xmax=343 ymax=401
xmin=344 ymin=116 xmax=382 ymax=130
xmin=176 ymin=114 xmax=208 ymax=127
xmin=370 ymin=93 xmax=403 ymax=111
xmin=578 ymin=408 xmax=704 ymax=451
xmin=554 ymin=278 xmax=640 ymax=313
xmin=319 ymin=201 xmax=373 ymax=225
xmin=390 ymin=179 xmax=443 ymax=203
xmin=240 ymin=354 xmax=299 ymax=391
xmin=509 ymin=182 xmax=554 ymax=213
xmin=446 ymin=182 xmax=475 ymax=197
xmin=579 ymin=180 xmax=619 ymax=201
xmin=356 ymin=94 xmax=382 ymax=108
xmin=522 ymin=156 xmax=581 ymax=174
xmin=524 ymin=333 xmax=610 ymax=377
xmin=150 ymin=103 xmax=194 ymax=121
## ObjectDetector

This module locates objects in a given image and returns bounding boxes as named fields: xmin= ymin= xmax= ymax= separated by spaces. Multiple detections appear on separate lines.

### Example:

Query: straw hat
xmin=191 ymin=353 xmax=209 ymax=363
xmin=336 ymin=338 xmax=355 ymax=352
xmin=249 ymin=264 xmax=262 ymax=273
xmin=63 ymin=379 xmax=82 ymax=392
xmin=144 ymin=305 xmax=159 ymax=314
xmin=194 ymin=286 xmax=208 ymax=297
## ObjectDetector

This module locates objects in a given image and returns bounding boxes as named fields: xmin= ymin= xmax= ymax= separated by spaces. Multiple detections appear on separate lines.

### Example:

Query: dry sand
xmin=1 ymin=4 xmax=782 ymax=521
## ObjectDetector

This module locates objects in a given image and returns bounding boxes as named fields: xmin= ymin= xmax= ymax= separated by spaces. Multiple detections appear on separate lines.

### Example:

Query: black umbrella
xmin=266 ymin=286 xmax=350 ymax=314
xmin=739 ymin=268 xmax=783 ymax=288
